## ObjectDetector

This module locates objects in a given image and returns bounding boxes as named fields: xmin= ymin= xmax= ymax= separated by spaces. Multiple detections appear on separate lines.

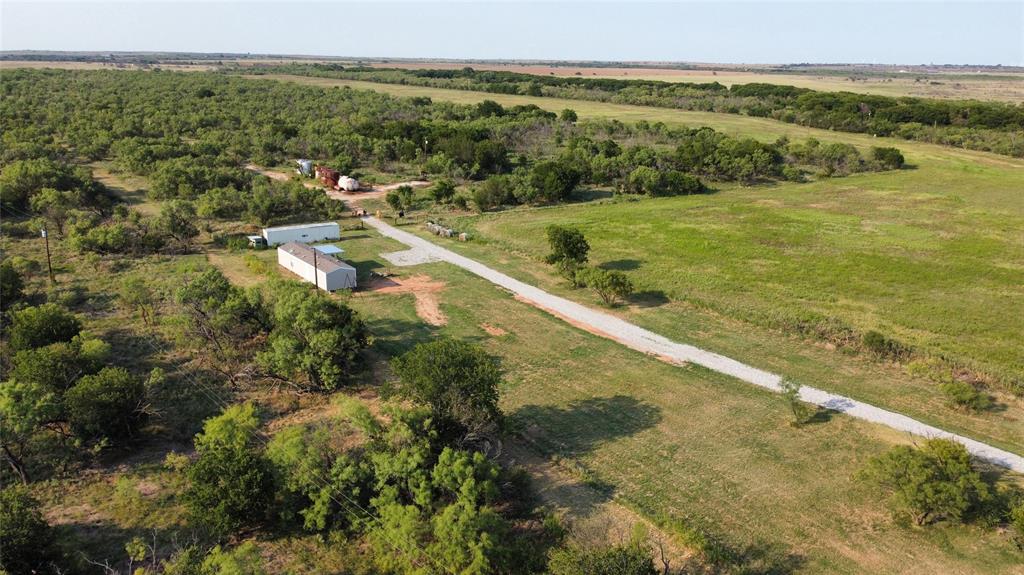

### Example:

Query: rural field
xmin=2 ymin=45 xmax=1023 ymax=575
xmin=250 ymin=73 xmax=1024 ymax=442
xmin=354 ymin=60 xmax=1024 ymax=102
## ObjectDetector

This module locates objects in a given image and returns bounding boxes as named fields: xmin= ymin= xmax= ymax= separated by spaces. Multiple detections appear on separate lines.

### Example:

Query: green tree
xmin=0 ymin=486 xmax=62 ymax=574
xmin=120 ymin=276 xmax=156 ymax=325
xmin=176 ymin=269 xmax=269 ymax=379
xmin=258 ymin=281 xmax=368 ymax=391
xmin=529 ymin=160 xmax=581 ymax=203
xmin=200 ymin=542 xmax=266 ymax=575
xmin=0 ymin=381 xmax=61 ymax=483
xmin=430 ymin=179 xmax=457 ymax=204
xmin=385 ymin=190 xmax=402 ymax=213
xmin=548 ymin=543 xmax=657 ymax=575
xmin=29 ymin=187 xmax=77 ymax=237
xmin=0 ymin=259 xmax=25 ymax=309
xmin=396 ymin=184 xmax=415 ymax=209
xmin=545 ymin=225 xmax=590 ymax=284
xmin=779 ymin=378 xmax=813 ymax=426
xmin=390 ymin=338 xmax=503 ymax=436
xmin=65 ymin=367 xmax=147 ymax=442
xmin=185 ymin=404 xmax=275 ymax=538
xmin=560 ymin=108 xmax=578 ymax=123
xmin=871 ymin=146 xmax=906 ymax=170
xmin=9 ymin=334 xmax=110 ymax=392
xmin=574 ymin=267 xmax=634 ymax=306
xmin=1011 ymin=500 xmax=1024 ymax=549
xmin=6 ymin=303 xmax=82 ymax=352
xmin=860 ymin=438 xmax=992 ymax=525
xmin=156 ymin=199 xmax=201 ymax=251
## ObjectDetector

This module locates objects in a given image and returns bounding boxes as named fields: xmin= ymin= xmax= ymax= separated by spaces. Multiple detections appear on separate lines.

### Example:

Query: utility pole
xmin=41 ymin=227 xmax=55 ymax=285
xmin=312 ymin=246 xmax=319 ymax=293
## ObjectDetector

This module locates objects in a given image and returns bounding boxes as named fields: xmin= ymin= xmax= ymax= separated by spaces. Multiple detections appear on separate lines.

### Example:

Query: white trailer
xmin=277 ymin=242 xmax=357 ymax=291
xmin=261 ymin=222 xmax=340 ymax=246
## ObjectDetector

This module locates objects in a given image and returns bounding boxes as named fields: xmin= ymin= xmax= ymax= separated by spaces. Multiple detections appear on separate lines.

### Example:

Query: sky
xmin=2 ymin=1 xmax=1022 ymax=66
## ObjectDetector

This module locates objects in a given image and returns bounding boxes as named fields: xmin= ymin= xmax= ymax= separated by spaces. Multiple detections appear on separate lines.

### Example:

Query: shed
xmin=262 ymin=222 xmax=340 ymax=246
xmin=277 ymin=242 xmax=357 ymax=291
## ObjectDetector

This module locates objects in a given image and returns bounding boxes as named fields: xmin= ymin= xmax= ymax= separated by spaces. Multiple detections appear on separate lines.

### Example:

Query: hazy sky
xmin=2 ymin=1 xmax=1022 ymax=65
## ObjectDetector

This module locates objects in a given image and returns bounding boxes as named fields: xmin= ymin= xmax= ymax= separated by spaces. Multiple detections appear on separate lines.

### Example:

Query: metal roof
xmin=278 ymin=242 xmax=355 ymax=274
xmin=314 ymin=245 xmax=344 ymax=255
xmin=263 ymin=222 xmax=339 ymax=233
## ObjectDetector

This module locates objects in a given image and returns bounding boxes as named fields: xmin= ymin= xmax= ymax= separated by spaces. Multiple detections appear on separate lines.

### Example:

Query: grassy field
xmin=353 ymin=61 xmax=1024 ymax=102
xmin=229 ymin=227 xmax=1024 ymax=574
xmin=251 ymin=74 xmax=1024 ymax=446
xmin=10 ymin=196 xmax=1023 ymax=573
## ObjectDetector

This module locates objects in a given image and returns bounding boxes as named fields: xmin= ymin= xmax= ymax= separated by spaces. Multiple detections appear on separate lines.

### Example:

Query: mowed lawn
xmin=294 ymin=229 xmax=1024 ymax=575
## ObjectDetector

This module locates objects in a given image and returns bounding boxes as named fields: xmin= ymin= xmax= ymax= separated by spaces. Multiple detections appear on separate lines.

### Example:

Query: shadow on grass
xmin=512 ymin=395 xmax=662 ymax=457
xmin=629 ymin=289 xmax=670 ymax=308
xmin=724 ymin=540 xmax=806 ymax=575
xmin=599 ymin=259 xmax=642 ymax=271
xmin=366 ymin=317 xmax=436 ymax=358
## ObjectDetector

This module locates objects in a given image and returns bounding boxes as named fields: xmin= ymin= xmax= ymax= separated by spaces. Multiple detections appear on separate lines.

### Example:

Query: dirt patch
xmin=331 ymin=180 xmax=431 ymax=209
xmin=481 ymin=323 xmax=508 ymax=336
xmin=361 ymin=274 xmax=447 ymax=326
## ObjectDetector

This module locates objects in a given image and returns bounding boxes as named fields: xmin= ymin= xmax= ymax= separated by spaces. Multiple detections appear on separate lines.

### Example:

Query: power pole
xmin=312 ymin=246 xmax=319 ymax=293
xmin=41 ymin=227 xmax=55 ymax=285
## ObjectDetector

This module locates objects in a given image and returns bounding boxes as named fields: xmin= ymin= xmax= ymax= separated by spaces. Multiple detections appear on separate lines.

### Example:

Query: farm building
xmin=315 ymin=165 xmax=340 ymax=188
xmin=262 ymin=222 xmax=340 ymax=246
xmin=277 ymin=242 xmax=357 ymax=291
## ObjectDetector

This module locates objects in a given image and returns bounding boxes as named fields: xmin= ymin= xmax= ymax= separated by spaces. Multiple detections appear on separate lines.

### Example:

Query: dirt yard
xmin=360 ymin=274 xmax=447 ymax=326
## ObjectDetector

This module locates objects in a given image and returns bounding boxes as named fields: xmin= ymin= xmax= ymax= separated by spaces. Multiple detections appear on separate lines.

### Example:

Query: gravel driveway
xmin=364 ymin=217 xmax=1024 ymax=473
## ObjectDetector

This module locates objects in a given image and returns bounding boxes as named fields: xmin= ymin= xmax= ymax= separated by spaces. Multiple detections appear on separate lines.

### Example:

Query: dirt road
xmin=245 ymin=165 xmax=429 ymax=208
xmin=362 ymin=216 xmax=1024 ymax=473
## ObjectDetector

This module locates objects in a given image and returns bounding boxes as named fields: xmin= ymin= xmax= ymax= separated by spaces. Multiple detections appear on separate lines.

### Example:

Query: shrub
xmin=185 ymin=405 xmax=275 ymax=538
xmin=1012 ymin=501 xmax=1024 ymax=549
xmin=390 ymin=338 xmax=503 ymax=436
xmin=548 ymin=543 xmax=657 ymax=575
xmin=859 ymin=438 xmax=992 ymax=526
xmin=939 ymin=380 xmax=991 ymax=411
xmin=0 ymin=486 xmax=61 ymax=574
xmin=472 ymin=175 xmax=515 ymax=211
xmin=0 ymin=259 xmax=25 ymax=309
xmin=871 ymin=146 xmax=906 ymax=169
xmin=65 ymin=367 xmax=147 ymax=441
xmin=862 ymin=330 xmax=910 ymax=360
xmin=779 ymin=378 xmax=813 ymax=426
xmin=529 ymin=160 xmax=581 ymax=203
xmin=6 ymin=303 xmax=82 ymax=352
xmin=574 ymin=267 xmax=634 ymax=306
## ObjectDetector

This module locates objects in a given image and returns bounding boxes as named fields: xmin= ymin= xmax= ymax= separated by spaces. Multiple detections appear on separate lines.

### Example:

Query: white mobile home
xmin=277 ymin=242 xmax=357 ymax=291
xmin=261 ymin=222 xmax=340 ymax=246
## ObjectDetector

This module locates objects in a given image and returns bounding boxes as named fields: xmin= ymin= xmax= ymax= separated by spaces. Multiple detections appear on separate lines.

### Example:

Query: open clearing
xmin=362 ymin=216 xmax=1024 ymax=473
xmin=257 ymin=73 xmax=1024 ymax=455
xmin=300 ymin=228 xmax=1024 ymax=574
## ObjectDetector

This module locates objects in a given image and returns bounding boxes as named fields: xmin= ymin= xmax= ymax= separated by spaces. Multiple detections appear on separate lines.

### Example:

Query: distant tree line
xmin=261 ymin=64 xmax=1024 ymax=157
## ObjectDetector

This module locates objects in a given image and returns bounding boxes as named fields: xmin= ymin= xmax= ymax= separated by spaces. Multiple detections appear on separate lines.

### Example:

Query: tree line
xmin=255 ymin=64 xmax=1024 ymax=157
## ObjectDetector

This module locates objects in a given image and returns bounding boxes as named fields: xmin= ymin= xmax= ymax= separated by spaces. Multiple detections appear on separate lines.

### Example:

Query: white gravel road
xmin=364 ymin=216 xmax=1024 ymax=473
